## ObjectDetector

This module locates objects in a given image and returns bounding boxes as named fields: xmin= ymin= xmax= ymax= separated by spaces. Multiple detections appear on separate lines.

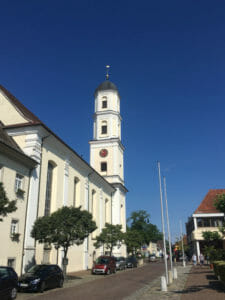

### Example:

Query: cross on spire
xmin=106 ymin=65 xmax=110 ymax=80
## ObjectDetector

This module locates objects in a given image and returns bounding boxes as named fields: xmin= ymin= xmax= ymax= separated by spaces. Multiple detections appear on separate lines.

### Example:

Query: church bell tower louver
xmin=89 ymin=67 xmax=127 ymax=255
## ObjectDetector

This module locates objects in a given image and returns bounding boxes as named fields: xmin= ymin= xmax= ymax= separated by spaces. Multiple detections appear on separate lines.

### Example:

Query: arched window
xmin=105 ymin=199 xmax=109 ymax=224
xmin=91 ymin=190 xmax=97 ymax=238
xmin=44 ymin=162 xmax=55 ymax=216
xmin=101 ymin=121 xmax=107 ymax=134
xmin=91 ymin=190 xmax=96 ymax=217
xmin=73 ymin=177 xmax=80 ymax=207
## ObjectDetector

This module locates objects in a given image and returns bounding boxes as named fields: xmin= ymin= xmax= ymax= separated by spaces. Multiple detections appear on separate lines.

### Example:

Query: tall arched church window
xmin=105 ymin=199 xmax=109 ymax=224
xmin=73 ymin=177 xmax=80 ymax=207
xmin=101 ymin=121 xmax=107 ymax=134
xmin=44 ymin=162 xmax=55 ymax=216
xmin=91 ymin=190 xmax=96 ymax=217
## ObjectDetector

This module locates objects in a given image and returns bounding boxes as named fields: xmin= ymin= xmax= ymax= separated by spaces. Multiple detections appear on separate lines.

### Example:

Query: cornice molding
xmin=89 ymin=138 xmax=125 ymax=151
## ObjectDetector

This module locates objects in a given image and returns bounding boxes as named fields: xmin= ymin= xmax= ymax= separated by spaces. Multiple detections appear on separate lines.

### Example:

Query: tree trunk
xmin=62 ymin=247 xmax=68 ymax=279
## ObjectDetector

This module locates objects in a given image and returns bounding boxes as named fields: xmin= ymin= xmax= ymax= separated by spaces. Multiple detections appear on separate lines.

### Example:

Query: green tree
xmin=31 ymin=206 xmax=97 ymax=275
xmin=127 ymin=210 xmax=162 ymax=246
xmin=201 ymin=193 xmax=225 ymax=261
xmin=202 ymin=231 xmax=225 ymax=261
xmin=215 ymin=193 xmax=225 ymax=213
xmin=0 ymin=182 xmax=17 ymax=221
xmin=124 ymin=228 xmax=143 ymax=254
xmin=94 ymin=223 xmax=124 ymax=256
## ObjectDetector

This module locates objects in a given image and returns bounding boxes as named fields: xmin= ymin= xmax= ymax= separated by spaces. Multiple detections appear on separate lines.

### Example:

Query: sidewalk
xmin=180 ymin=265 xmax=225 ymax=300
xmin=125 ymin=264 xmax=225 ymax=300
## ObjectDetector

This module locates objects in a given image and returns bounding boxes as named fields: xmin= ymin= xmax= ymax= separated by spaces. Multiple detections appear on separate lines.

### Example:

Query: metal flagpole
xmin=163 ymin=176 xmax=173 ymax=273
xmin=157 ymin=161 xmax=168 ymax=284
xmin=180 ymin=220 xmax=186 ymax=267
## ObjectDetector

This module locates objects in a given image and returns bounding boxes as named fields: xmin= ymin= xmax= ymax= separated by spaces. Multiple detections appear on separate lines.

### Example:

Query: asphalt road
xmin=21 ymin=262 xmax=165 ymax=300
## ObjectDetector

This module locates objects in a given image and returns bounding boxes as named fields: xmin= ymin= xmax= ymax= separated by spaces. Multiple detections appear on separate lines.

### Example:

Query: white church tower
xmin=89 ymin=67 xmax=127 ymax=255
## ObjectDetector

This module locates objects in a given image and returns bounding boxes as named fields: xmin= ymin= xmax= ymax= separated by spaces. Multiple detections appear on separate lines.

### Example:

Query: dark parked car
xmin=126 ymin=256 xmax=138 ymax=268
xmin=92 ymin=256 xmax=116 ymax=275
xmin=115 ymin=257 xmax=126 ymax=270
xmin=18 ymin=264 xmax=64 ymax=293
xmin=0 ymin=266 xmax=18 ymax=300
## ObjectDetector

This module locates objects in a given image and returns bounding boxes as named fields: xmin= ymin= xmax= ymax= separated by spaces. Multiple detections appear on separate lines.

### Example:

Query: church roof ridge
xmin=0 ymin=84 xmax=42 ymax=125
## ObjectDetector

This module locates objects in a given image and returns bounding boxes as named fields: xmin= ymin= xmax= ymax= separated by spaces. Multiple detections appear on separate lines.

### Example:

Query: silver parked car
xmin=115 ymin=257 xmax=126 ymax=270
xmin=149 ymin=254 xmax=156 ymax=262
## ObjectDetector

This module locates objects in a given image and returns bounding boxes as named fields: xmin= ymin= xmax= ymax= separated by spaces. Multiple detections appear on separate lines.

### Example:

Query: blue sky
xmin=1 ymin=0 xmax=225 ymax=241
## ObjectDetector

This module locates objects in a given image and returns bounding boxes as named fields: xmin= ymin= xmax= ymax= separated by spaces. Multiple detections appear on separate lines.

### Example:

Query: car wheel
xmin=10 ymin=287 xmax=17 ymax=299
xmin=58 ymin=278 xmax=64 ymax=288
xmin=131 ymin=264 xmax=133 ymax=268
xmin=39 ymin=281 xmax=45 ymax=293
xmin=106 ymin=268 xmax=110 ymax=275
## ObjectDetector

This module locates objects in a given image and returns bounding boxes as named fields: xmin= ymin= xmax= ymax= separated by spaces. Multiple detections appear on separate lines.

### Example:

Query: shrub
xmin=217 ymin=262 xmax=225 ymax=283
xmin=213 ymin=261 xmax=225 ymax=277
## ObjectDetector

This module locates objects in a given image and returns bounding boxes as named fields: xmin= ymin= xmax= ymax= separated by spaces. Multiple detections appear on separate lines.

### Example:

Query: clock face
xmin=99 ymin=149 xmax=108 ymax=157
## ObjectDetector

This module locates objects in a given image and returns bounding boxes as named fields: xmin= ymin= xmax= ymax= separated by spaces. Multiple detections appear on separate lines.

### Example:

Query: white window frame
xmin=7 ymin=258 xmax=16 ymax=269
xmin=10 ymin=219 xmax=19 ymax=236
xmin=15 ymin=173 xmax=24 ymax=191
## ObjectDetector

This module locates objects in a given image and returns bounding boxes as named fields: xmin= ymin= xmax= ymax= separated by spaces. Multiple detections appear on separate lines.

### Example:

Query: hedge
xmin=213 ymin=261 xmax=225 ymax=283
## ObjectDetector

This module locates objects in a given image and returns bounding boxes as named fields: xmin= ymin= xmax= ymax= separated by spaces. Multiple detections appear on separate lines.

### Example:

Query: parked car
xmin=92 ymin=256 xmax=116 ymax=275
xmin=0 ymin=266 xmax=18 ymax=300
xmin=149 ymin=254 xmax=156 ymax=262
xmin=18 ymin=264 xmax=64 ymax=293
xmin=115 ymin=257 xmax=126 ymax=270
xmin=126 ymin=256 xmax=138 ymax=268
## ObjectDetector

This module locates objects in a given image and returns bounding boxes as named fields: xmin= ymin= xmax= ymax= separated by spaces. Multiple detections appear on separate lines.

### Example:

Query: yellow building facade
xmin=0 ymin=79 xmax=127 ymax=274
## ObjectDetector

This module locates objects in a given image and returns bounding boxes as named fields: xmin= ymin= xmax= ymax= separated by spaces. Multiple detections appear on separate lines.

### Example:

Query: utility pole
xmin=163 ymin=176 xmax=173 ymax=273
xmin=180 ymin=220 xmax=186 ymax=267
xmin=157 ymin=161 xmax=168 ymax=284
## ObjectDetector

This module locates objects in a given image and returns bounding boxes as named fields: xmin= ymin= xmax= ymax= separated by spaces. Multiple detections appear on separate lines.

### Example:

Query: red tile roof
xmin=194 ymin=189 xmax=225 ymax=214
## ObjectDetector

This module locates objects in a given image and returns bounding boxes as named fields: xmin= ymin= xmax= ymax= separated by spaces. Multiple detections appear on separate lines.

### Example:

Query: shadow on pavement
xmin=175 ymin=280 xmax=225 ymax=295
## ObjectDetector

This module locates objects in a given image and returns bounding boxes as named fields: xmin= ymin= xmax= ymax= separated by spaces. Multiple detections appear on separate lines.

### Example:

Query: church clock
xmin=99 ymin=149 xmax=108 ymax=157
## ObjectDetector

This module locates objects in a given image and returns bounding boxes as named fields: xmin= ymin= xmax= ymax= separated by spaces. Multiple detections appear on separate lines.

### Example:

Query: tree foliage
xmin=202 ymin=231 xmax=225 ymax=261
xmin=201 ymin=195 xmax=225 ymax=261
xmin=94 ymin=223 xmax=124 ymax=256
xmin=0 ymin=182 xmax=17 ymax=221
xmin=124 ymin=228 xmax=143 ymax=254
xmin=202 ymin=231 xmax=222 ymax=246
xmin=214 ymin=193 xmax=225 ymax=214
xmin=31 ymin=206 xmax=97 ymax=262
xmin=127 ymin=210 xmax=162 ymax=247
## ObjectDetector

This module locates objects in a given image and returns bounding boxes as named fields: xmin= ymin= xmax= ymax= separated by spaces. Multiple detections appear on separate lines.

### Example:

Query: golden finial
xmin=106 ymin=65 xmax=110 ymax=80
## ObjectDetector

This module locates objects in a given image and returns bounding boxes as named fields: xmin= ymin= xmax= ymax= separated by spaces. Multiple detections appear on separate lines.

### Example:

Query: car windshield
xmin=96 ymin=258 xmax=109 ymax=264
xmin=27 ymin=265 xmax=48 ymax=274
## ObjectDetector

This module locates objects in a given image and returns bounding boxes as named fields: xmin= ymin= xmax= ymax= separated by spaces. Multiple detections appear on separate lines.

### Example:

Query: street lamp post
xmin=157 ymin=161 xmax=168 ymax=284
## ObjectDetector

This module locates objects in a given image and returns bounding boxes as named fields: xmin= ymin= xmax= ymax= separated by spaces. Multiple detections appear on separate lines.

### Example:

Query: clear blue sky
xmin=1 ymin=1 xmax=225 ymax=241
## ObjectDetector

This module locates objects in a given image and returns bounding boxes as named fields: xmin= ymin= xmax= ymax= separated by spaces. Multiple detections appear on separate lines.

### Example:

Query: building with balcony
xmin=186 ymin=189 xmax=225 ymax=261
